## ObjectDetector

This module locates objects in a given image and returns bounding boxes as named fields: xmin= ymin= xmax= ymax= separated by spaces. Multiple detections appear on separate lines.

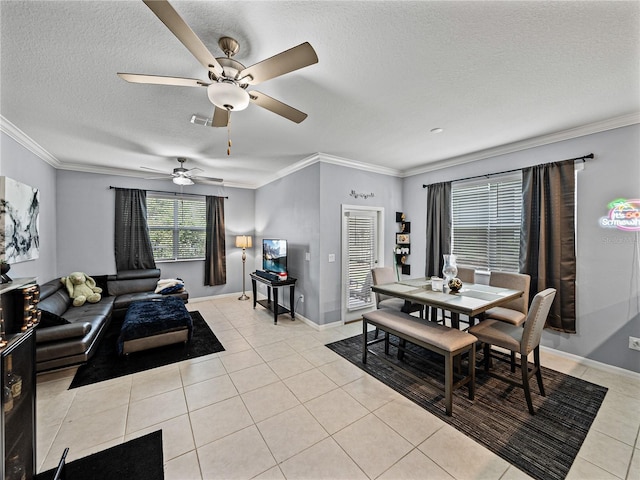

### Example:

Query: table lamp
xmin=235 ymin=235 xmax=253 ymax=300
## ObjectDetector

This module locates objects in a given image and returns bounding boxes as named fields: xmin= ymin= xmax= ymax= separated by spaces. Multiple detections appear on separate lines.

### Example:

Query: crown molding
xmin=403 ymin=113 xmax=640 ymax=177
xmin=255 ymin=152 xmax=402 ymax=189
xmin=0 ymin=115 xmax=60 ymax=167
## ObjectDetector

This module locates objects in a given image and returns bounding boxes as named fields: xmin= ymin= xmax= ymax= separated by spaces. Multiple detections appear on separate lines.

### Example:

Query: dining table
xmin=371 ymin=277 xmax=523 ymax=329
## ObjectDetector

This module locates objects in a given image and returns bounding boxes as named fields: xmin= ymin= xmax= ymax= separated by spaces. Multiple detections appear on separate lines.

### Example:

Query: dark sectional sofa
xmin=35 ymin=268 xmax=188 ymax=372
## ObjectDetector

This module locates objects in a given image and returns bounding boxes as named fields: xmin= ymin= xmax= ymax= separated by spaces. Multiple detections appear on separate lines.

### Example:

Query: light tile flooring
xmin=36 ymin=297 xmax=640 ymax=479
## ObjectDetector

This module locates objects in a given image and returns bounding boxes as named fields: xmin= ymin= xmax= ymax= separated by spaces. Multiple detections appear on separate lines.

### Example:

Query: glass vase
xmin=442 ymin=254 xmax=458 ymax=283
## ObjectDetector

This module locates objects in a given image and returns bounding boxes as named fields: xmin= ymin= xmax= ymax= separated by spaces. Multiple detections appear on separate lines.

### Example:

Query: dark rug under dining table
xmin=326 ymin=331 xmax=607 ymax=480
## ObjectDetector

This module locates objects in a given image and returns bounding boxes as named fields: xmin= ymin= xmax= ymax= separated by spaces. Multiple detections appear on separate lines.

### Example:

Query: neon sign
xmin=600 ymin=198 xmax=640 ymax=231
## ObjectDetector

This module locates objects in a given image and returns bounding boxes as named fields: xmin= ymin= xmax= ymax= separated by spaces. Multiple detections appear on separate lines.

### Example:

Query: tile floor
xmin=36 ymin=296 xmax=640 ymax=479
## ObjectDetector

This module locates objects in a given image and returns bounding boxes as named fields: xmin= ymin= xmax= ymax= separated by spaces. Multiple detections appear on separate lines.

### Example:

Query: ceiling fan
xmin=118 ymin=0 xmax=318 ymax=127
xmin=142 ymin=158 xmax=223 ymax=186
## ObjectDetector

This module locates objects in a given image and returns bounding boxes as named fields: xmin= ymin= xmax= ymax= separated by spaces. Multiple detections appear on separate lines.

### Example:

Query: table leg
xmin=451 ymin=312 xmax=460 ymax=330
xmin=289 ymin=284 xmax=295 ymax=320
xmin=273 ymin=288 xmax=279 ymax=324
xmin=251 ymin=279 xmax=257 ymax=309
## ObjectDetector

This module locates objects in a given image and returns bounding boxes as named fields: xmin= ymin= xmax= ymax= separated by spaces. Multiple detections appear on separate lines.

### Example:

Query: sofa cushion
xmin=35 ymin=322 xmax=92 ymax=344
xmin=38 ymin=289 xmax=72 ymax=317
xmin=107 ymin=269 xmax=161 ymax=296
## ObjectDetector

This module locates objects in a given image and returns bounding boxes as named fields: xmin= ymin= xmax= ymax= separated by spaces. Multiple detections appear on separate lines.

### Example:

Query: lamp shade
xmin=207 ymin=82 xmax=250 ymax=111
xmin=235 ymin=235 xmax=252 ymax=249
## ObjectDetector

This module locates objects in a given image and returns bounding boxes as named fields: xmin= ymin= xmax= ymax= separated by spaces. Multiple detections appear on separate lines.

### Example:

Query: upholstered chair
xmin=485 ymin=272 xmax=531 ymax=326
xmin=469 ymin=288 xmax=557 ymax=415
xmin=456 ymin=266 xmax=475 ymax=284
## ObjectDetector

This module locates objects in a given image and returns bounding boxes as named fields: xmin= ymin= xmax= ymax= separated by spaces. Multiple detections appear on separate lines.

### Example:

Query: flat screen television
xmin=262 ymin=239 xmax=288 ymax=274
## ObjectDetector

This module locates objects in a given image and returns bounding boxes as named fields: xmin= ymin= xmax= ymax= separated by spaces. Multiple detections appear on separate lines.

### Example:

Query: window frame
xmin=146 ymin=193 xmax=207 ymax=262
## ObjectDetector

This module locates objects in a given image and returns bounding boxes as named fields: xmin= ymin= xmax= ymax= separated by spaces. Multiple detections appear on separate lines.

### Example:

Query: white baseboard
xmin=189 ymin=292 xmax=244 ymax=302
xmin=540 ymin=345 xmax=640 ymax=380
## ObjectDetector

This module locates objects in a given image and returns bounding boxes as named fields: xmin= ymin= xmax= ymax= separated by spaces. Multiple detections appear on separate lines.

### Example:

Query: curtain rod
xmin=422 ymin=153 xmax=594 ymax=188
xmin=109 ymin=186 xmax=228 ymax=199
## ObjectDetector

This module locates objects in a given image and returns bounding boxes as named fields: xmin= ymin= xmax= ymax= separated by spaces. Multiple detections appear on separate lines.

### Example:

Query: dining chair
xmin=468 ymin=288 xmax=556 ymax=415
xmin=485 ymin=271 xmax=531 ymax=326
xmin=371 ymin=267 xmax=424 ymax=337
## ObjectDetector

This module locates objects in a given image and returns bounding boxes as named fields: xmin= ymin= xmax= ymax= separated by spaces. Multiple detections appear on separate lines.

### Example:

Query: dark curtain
xmin=114 ymin=188 xmax=156 ymax=271
xmin=520 ymin=159 xmax=576 ymax=333
xmin=205 ymin=196 xmax=226 ymax=286
xmin=425 ymin=182 xmax=452 ymax=277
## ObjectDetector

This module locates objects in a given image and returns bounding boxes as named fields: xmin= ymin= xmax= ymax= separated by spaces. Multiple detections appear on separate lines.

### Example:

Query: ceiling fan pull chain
xmin=227 ymin=112 xmax=232 ymax=156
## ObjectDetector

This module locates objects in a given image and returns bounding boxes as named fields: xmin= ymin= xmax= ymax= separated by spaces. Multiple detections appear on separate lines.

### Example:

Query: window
xmin=345 ymin=210 xmax=378 ymax=311
xmin=147 ymin=194 xmax=206 ymax=261
xmin=451 ymin=172 xmax=522 ymax=272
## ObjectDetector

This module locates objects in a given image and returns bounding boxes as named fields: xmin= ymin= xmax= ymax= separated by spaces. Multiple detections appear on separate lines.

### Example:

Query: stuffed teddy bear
xmin=61 ymin=272 xmax=102 ymax=307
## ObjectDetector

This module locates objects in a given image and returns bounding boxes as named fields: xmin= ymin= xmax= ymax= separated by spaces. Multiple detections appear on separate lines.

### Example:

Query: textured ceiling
xmin=1 ymin=1 xmax=638 ymax=188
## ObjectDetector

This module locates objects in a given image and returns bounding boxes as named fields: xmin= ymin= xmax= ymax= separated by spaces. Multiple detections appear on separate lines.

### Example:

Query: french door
xmin=341 ymin=206 xmax=384 ymax=322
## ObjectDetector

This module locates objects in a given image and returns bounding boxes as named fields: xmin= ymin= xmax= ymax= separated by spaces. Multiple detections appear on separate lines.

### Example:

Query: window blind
xmin=346 ymin=213 xmax=376 ymax=310
xmin=147 ymin=195 xmax=206 ymax=261
xmin=451 ymin=172 xmax=522 ymax=272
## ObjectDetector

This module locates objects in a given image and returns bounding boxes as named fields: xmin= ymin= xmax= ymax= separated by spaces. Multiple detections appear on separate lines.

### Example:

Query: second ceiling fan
xmin=118 ymin=0 xmax=318 ymax=127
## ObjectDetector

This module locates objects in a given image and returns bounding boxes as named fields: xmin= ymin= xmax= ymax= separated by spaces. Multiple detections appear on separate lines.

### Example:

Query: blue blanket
xmin=118 ymin=296 xmax=192 ymax=355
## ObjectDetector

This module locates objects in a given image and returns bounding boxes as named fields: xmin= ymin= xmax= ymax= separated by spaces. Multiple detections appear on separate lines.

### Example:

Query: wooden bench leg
xmin=469 ymin=343 xmax=476 ymax=400
xmin=444 ymin=352 xmax=453 ymax=416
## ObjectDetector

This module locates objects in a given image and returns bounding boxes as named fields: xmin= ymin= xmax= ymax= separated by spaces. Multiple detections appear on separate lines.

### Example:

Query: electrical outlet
xmin=299 ymin=294 xmax=304 ymax=303
xmin=629 ymin=336 xmax=640 ymax=351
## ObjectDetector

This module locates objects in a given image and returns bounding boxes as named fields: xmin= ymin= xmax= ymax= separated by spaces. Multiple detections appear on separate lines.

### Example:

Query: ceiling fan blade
xmin=212 ymin=107 xmax=229 ymax=127
xmin=239 ymin=42 xmax=318 ymax=85
xmin=118 ymin=73 xmax=208 ymax=87
xmin=184 ymin=167 xmax=204 ymax=176
xmin=249 ymin=91 xmax=308 ymax=123
xmin=143 ymin=0 xmax=224 ymax=78
xmin=193 ymin=176 xmax=224 ymax=185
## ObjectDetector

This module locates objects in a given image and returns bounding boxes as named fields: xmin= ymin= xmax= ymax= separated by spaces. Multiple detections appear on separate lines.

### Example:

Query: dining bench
xmin=362 ymin=309 xmax=477 ymax=416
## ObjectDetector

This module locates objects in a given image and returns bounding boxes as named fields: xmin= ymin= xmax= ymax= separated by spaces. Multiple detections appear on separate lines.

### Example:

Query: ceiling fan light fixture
xmin=173 ymin=176 xmax=194 ymax=186
xmin=207 ymin=82 xmax=250 ymax=111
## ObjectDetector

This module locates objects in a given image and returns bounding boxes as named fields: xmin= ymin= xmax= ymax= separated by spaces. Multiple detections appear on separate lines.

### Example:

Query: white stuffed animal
xmin=61 ymin=272 xmax=102 ymax=307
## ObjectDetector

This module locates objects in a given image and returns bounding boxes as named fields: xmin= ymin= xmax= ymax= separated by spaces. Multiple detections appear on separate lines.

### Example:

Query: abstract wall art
xmin=0 ymin=176 xmax=40 ymax=263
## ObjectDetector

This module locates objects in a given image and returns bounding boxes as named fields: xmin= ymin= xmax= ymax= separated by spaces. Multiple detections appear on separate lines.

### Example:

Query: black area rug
xmin=36 ymin=430 xmax=164 ymax=480
xmin=69 ymin=311 xmax=224 ymax=389
xmin=326 ymin=332 xmax=607 ymax=480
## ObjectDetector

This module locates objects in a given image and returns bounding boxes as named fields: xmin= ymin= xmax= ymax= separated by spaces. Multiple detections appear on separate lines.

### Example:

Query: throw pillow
xmin=159 ymin=284 xmax=184 ymax=295
xmin=38 ymin=309 xmax=70 ymax=328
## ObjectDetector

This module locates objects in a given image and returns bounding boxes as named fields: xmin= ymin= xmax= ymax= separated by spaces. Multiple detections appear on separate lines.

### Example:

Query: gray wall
xmin=255 ymin=160 xmax=402 ymax=326
xmin=402 ymin=124 xmax=640 ymax=372
xmin=54 ymin=170 xmax=255 ymax=299
xmin=255 ymin=163 xmax=322 ymax=321
xmin=0 ymin=133 xmax=58 ymax=282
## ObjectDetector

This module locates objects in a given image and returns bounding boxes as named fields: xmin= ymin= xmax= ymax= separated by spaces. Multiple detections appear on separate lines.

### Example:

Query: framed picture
xmin=396 ymin=233 xmax=410 ymax=244
xmin=0 ymin=176 xmax=40 ymax=263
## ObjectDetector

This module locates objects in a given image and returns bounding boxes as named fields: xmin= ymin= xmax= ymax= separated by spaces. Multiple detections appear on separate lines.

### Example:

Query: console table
xmin=250 ymin=273 xmax=297 ymax=324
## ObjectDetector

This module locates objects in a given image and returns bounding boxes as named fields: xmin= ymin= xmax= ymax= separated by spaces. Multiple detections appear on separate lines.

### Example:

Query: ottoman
xmin=118 ymin=296 xmax=192 ymax=355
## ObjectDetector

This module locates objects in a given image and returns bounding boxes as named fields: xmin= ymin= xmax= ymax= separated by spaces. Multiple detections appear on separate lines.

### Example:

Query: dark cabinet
xmin=1 ymin=278 xmax=38 ymax=480
xmin=1 ymin=327 xmax=36 ymax=480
